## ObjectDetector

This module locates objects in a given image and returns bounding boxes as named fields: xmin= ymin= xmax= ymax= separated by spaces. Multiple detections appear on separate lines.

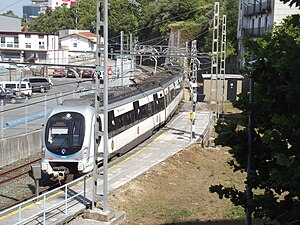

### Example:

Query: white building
xmin=0 ymin=31 xmax=60 ymax=63
xmin=237 ymin=0 xmax=300 ymax=67
xmin=59 ymin=31 xmax=99 ymax=58
xmin=49 ymin=0 xmax=76 ymax=9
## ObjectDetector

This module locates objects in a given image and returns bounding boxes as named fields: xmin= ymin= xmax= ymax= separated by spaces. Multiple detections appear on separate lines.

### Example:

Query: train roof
xmin=62 ymin=66 xmax=183 ymax=108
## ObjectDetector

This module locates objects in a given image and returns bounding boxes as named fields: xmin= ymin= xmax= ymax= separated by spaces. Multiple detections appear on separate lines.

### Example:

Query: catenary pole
xmin=93 ymin=0 xmax=109 ymax=211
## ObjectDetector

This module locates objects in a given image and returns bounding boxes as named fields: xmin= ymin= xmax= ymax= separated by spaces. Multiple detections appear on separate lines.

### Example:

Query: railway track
xmin=0 ymin=158 xmax=57 ymax=211
xmin=0 ymin=159 xmax=40 ymax=186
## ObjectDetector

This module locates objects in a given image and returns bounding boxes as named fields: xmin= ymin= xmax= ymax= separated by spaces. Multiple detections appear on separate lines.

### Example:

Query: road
xmin=0 ymin=77 xmax=95 ymax=139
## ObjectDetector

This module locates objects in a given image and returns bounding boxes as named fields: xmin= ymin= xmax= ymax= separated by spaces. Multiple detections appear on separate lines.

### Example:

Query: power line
xmin=0 ymin=0 xmax=24 ymax=14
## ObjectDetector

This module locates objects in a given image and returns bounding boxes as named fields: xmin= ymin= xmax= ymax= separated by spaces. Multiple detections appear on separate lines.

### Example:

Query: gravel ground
xmin=0 ymin=153 xmax=41 ymax=210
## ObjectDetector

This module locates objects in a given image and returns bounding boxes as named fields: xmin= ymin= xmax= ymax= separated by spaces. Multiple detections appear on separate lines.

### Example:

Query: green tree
xmin=280 ymin=0 xmax=300 ymax=7
xmin=26 ymin=6 xmax=76 ymax=33
xmin=210 ymin=14 xmax=300 ymax=224
xmin=1 ymin=10 xmax=19 ymax=18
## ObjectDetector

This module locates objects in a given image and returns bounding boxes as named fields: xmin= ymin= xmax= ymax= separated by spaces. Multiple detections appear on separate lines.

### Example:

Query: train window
xmin=72 ymin=121 xmax=82 ymax=147
xmin=108 ymin=111 xmax=116 ymax=133
xmin=133 ymin=101 xmax=139 ymax=121
xmin=45 ymin=112 xmax=85 ymax=155
xmin=148 ymin=101 xmax=153 ymax=116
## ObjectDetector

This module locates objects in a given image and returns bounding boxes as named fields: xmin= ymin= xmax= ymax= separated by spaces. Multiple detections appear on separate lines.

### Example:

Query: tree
xmin=280 ymin=0 xmax=300 ymax=7
xmin=25 ymin=6 xmax=76 ymax=33
xmin=1 ymin=10 xmax=19 ymax=18
xmin=210 ymin=14 xmax=300 ymax=224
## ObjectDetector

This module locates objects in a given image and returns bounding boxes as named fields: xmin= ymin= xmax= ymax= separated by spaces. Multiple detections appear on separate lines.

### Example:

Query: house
xmin=237 ymin=0 xmax=300 ymax=68
xmin=59 ymin=31 xmax=99 ymax=58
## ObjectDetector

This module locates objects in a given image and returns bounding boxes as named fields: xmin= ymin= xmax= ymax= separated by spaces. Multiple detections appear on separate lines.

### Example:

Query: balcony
xmin=244 ymin=0 xmax=271 ymax=16
xmin=243 ymin=27 xmax=268 ymax=37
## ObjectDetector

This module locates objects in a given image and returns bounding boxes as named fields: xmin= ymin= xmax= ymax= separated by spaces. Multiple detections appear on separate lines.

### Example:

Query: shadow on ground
xmin=163 ymin=219 xmax=269 ymax=225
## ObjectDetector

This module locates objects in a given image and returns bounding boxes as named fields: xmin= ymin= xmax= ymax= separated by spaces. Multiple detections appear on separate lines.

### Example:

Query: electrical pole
xmin=120 ymin=31 xmax=124 ymax=86
xmin=190 ymin=40 xmax=199 ymax=140
xmin=219 ymin=15 xmax=227 ymax=119
xmin=93 ymin=0 xmax=108 ymax=212
xmin=130 ymin=33 xmax=133 ymax=69
xmin=208 ymin=2 xmax=220 ymax=146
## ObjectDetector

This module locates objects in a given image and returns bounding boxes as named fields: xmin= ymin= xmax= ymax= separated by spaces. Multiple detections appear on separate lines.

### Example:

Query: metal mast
xmin=219 ymin=15 xmax=227 ymax=118
xmin=93 ymin=0 xmax=109 ymax=211
xmin=208 ymin=2 xmax=220 ymax=146
xmin=190 ymin=40 xmax=197 ymax=140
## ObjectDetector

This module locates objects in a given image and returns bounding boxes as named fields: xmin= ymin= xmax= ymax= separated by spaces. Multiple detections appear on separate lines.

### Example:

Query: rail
xmin=0 ymin=175 xmax=89 ymax=225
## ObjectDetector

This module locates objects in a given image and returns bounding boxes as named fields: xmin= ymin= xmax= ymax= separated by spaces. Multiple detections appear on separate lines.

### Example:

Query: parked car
xmin=0 ymin=81 xmax=32 ymax=98
xmin=67 ymin=68 xmax=81 ymax=78
xmin=52 ymin=68 xmax=66 ymax=78
xmin=81 ymin=69 xmax=93 ymax=78
xmin=21 ymin=77 xmax=51 ymax=93
xmin=0 ymin=86 xmax=26 ymax=104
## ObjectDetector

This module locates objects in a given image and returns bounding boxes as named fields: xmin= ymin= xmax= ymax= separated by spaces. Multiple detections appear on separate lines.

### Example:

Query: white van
xmin=0 ymin=81 xmax=32 ymax=97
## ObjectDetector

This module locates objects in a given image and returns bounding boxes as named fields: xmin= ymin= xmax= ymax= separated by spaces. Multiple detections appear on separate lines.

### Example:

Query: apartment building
xmin=237 ymin=0 xmax=299 ymax=68
xmin=0 ymin=31 xmax=59 ymax=63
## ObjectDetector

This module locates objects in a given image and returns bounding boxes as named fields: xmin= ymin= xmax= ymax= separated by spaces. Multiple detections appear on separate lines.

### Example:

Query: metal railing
xmin=0 ymin=175 xmax=89 ymax=225
xmin=244 ymin=0 xmax=272 ymax=16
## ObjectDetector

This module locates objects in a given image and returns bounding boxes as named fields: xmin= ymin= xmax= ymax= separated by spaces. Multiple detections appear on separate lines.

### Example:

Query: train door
xmin=227 ymin=80 xmax=237 ymax=101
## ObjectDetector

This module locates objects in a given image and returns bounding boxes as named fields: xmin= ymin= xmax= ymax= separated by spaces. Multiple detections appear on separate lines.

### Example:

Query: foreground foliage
xmin=210 ymin=14 xmax=300 ymax=224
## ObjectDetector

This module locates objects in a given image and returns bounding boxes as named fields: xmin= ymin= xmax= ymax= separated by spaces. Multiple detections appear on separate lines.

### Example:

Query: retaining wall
xmin=0 ymin=130 xmax=42 ymax=168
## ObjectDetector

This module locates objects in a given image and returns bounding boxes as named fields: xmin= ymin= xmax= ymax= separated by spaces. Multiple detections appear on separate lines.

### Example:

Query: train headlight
xmin=41 ymin=146 xmax=46 ymax=156
xmin=83 ymin=146 xmax=89 ymax=158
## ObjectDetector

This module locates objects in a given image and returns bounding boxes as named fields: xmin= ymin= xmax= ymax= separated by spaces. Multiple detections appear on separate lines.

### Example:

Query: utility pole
xmin=219 ymin=15 xmax=227 ymax=119
xmin=190 ymin=40 xmax=200 ymax=140
xmin=120 ymin=31 xmax=124 ymax=86
xmin=130 ymin=33 xmax=133 ymax=69
xmin=93 ymin=0 xmax=108 ymax=212
xmin=208 ymin=2 xmax=220 ymax=146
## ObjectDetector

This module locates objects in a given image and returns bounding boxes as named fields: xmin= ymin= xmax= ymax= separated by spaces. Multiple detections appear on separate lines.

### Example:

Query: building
xmin=0 ymin=15 xmax=21 ymax=32
xmin=23 ymin=5 xmax=41 ymax=22
xmin=59 ymin=31 xmax=98 ymax=58
xmin=237 ymin=0 xmax=300 ymax=68
xmin=0 ymin=31 xmax=59 ymax=63
xmin=49 ymin=0 xmax=76 ymax=9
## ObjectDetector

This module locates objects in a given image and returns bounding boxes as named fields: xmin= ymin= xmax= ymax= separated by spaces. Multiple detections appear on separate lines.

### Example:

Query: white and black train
xmin=41 ymin=66 xmax=184 ymax=181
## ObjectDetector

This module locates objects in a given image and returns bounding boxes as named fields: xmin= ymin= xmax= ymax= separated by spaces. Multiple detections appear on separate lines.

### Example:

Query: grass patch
xmin=225 ymin=206 xmax=245 ymax=220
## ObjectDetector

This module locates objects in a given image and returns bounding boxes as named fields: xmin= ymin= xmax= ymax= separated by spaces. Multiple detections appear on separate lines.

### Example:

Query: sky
xmin=0 ymin=0 xmax=32 ymax=17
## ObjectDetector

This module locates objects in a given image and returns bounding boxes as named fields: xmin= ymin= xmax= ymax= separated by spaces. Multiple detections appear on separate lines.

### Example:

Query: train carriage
xmin=41 ymin=66 xmax=184 ymax=181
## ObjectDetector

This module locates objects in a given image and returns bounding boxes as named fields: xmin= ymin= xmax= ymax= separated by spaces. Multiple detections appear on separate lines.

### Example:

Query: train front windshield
xmin=45 ymin=112 xmax=85 ymax=156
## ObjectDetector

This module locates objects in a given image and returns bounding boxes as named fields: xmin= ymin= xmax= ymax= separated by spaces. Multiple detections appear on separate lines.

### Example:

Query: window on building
xmin=1 ymin=37 xmax=5 ymax=47
xmin=265 ymin=17 xmax=268 ymax=30
xmin=25 ymin=34 xmax=30 ymax=38
xmin=14 ymin=37 xmax=19 ymax=48
xmin=26 ymin=42 xmax=31 ymax=48
xmin=7 ymin=42 xmax=13 ymax=47
xmin=39 ymin=41 xmax=45 ymax=49
xmin=73 ymin=43 xmax=77 ymax=48
xmin=38 ymin=35 xmax=44 ymax=39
